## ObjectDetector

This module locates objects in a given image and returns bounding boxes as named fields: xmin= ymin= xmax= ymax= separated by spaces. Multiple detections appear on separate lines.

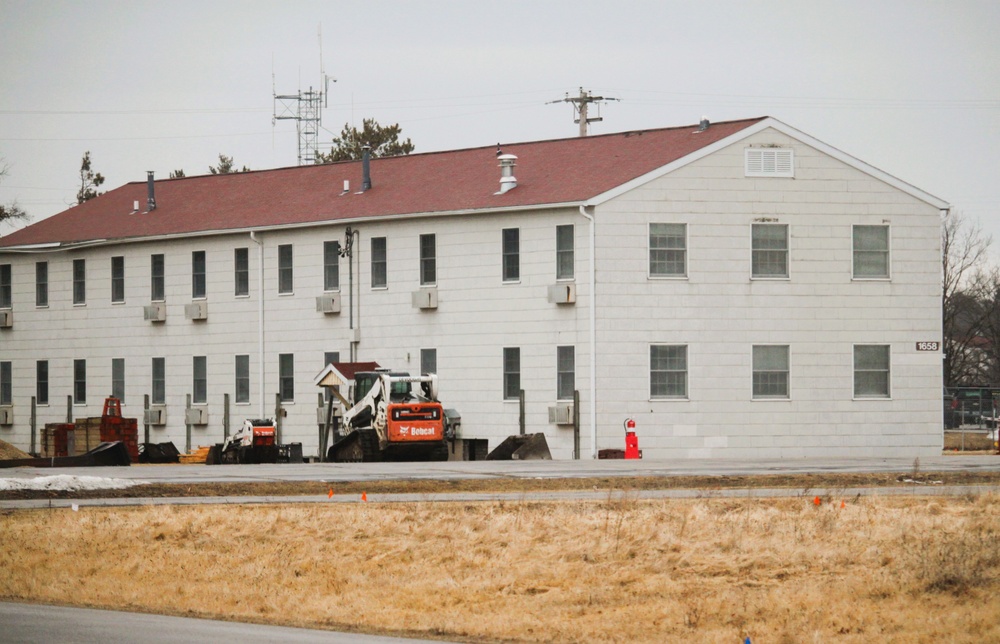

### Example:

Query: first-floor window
xmin=193 ymin=356 xmax=207 ymax=404
xmin=421 ymin=348 xmax=437 ymax=376
xmin=73 ymin=359 xmax=87 ymax=404
xmin=854 ymin=345 xmax=890 ymax=398
xmin=752 ymin=345 xmax=789 ymax=399
xmin=557 ymin=346 xmax=575 ymax=400
xmin=152 ymin=357 xmax=165 ymax=405
xmin=279 ymin=353 xmax=294 ymax=402
xmin=0 ymin=361 xmax=11 ymax=405
xmin=112 ymin=358 xmax=125 ymax=401
xmin=323 ymin=351 xmax=340 ymax=403
xmin=650 ymin=345 xmax=687 ymax=399
xmin=235 ymin=355 xmax=250 ymax=404
xmin=36 ymin=360 xmax=49 ymax=406
xmin=503 ymin=348 xmax=520 ymax=400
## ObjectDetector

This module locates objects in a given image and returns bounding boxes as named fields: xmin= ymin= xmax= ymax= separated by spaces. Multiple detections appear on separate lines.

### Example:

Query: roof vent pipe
xmin=361 ymin=146 xmax=372 ymax=191
xmin=697 ymin=116 xmax=710 ymax=132
xmin=497 ymin=153 xmax=517 ymax=194
xmin=146 ymin=171 xmax=156 ymax=211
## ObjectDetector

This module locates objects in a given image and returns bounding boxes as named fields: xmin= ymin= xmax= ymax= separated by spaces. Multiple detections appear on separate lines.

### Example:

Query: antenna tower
xmin=273 ymin=26 xmax=336 ymax=165
xmin=548 ymin=87 xmax=620 ymax=137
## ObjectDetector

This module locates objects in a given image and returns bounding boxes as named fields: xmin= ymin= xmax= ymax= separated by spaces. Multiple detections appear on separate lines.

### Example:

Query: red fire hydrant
xmin=624 ymin=417 xmax=642 ymax=459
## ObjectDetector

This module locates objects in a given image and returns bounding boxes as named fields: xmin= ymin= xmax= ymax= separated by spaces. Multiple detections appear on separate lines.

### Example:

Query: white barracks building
xmin=0 ymin=117 xmax=948 ymax=459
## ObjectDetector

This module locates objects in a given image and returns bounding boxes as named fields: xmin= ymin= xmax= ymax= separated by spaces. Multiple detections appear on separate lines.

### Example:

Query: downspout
xmin=250 ymin=231 xmax=265 ymax=417
xmin=579 ymin=205 xmax=597 ymax=458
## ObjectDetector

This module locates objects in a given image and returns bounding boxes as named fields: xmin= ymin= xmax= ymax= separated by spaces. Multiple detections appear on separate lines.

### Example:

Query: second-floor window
xmin=323 ymin=241 xmax=340 ymax=291
xmin=556 ymin=225 xmax=574 ymax=280
xmin=72 ymin=259 xmax=86 ymax=305
xmin=751 ymin=224 xmax=788 ymax=278
xmin=151 ymin=254 xmax=165 ymax=301
xmin=649 ymin=224 xmax=686 ymax=277
xmin=371 ymin=237 xmax=387 ymax=288
xmin=853 ymin=225 xmax=890 ymax=279
xmin=192 ymin=251 xmax=206 ymax=298
xmin=111 ymin=256 xmax=125 ymax=303
xmin=278 ymin=244 xmax=293 ymax=294
xmin=35 ymin=261 xmax=47 ymax=307
xmin=502 ymin=228 xmax=519 ymax=282
xmin=234 ymin=247 xmax=249 ymax=297
xmin=0 ymin=264 xmax=10 ymax=308
xmin=420 ymin=234 xmax=436 ymax=286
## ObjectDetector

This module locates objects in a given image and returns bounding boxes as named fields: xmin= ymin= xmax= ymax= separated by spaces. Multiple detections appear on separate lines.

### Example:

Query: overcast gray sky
xmin=1 ymin=1 xmax=998 ymax=250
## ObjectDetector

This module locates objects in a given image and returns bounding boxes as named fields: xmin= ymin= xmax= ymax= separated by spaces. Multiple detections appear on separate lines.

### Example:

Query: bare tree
xmin=0 ymin=160 xmax=30 ymax=229
xmin=942 ymin=210 xmax=993 ymax=386
xmin=76 ymin=151 xmax=105 ymax=204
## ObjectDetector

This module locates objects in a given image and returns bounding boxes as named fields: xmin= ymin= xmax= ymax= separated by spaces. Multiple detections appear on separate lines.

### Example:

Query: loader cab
xmin=352 ymin=370 xmax=413 ymax=405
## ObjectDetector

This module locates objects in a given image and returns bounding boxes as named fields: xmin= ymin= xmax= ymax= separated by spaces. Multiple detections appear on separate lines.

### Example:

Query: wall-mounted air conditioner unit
xmin=0 ymin=310 xmax=13 ymax=328
xmin=143 ymin=303 xmax=166 ymax=322
xmin=548 ymin=404 xmax=575 ymax=425
xmin=412 ymin=288 xmax=438 ymax=310
xmin=184 ymin=301 xmax=208 ymax=321
xmin=315 ymin=293 xmax=342 ymax=314
xmin=547 ymin=283 xmax=576 ymax=305
xmin=144 ymin=406 xmax=166 ymax=426
xmin=0 ymin=406 xmax=12 ymax=425
xmin=185 ymin=407 xmax=208 ymax=425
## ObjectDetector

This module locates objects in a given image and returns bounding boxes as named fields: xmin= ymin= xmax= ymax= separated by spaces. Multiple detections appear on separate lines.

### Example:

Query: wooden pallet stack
xmin=41 ymin=422 xmax=102 ymax=458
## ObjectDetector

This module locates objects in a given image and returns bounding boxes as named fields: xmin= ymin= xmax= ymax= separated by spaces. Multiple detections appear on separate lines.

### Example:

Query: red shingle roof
xmin=0 ymin=117 xmax=766 ymax=248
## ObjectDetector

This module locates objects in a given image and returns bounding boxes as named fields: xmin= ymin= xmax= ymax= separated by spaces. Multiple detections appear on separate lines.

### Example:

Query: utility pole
xmin=548 ymin=87 xmax=620 ymax=136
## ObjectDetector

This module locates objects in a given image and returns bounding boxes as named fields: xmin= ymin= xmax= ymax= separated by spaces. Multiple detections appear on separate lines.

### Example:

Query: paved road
xmin=0 ymin=602 xmax=441 ymax=643
xmin=2 ymin=454 xmax=998 ymax=484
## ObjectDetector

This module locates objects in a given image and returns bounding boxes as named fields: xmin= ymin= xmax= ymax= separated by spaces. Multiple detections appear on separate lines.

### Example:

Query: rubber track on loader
xmin=328 ymin=429 xmax=382 ymax=463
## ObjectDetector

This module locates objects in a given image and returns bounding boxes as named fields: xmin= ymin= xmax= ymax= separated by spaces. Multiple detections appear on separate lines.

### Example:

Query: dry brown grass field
xmin=3 ymin=494 xmax=1000 ymax=643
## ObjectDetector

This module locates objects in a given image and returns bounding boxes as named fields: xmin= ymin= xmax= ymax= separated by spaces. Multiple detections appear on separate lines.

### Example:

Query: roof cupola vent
xmin=146 ymin=171 xmax=156 ymax=211
xmin=496 ymin=153 xmax=517 ymax=194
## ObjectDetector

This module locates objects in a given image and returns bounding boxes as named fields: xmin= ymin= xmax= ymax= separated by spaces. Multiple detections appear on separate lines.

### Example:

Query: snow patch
xmin=0 ymin=475 xmax=148 ymax=491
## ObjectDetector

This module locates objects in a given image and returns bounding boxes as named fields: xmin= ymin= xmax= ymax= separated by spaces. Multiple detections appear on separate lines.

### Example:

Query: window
xmin=323 ymin=241 xmax=340 ymax=291
xmin=152 ymin=357 xmax=165 ymax=405
xmin=151 ymin=254 xmax=165 ymax=301
xmin=503 ymin=348 xmax=521 ymax=400
xmin=751 ymin=224 xmax=789 ymax=278
xmin=0 ymin=361 xmax=10 ymax=406
xmin=854 ymin=345 xmax=890 ymax=398
xmin=557 ymin=346 xmax=575 ymax=400
xmin=745 ymin=148 xmax=794 ymax=177
xmin=420 ymin=348 xmax=437 ymax=375
xmin=0 ymin=264 xmax=10 ymax=308
xmin=234 ymin=248 xmax=249 ymax=297
xmin=112 ymin=358 xmax=125 ymax=401
xmin=278 ymin=244 xmax=293 ymax=294
xmin=649 ymin=223 xmax=686 ymax=277
xmin=193 ymin=356 xmax=207 ymax=404
xmin=556 ymin=225 xmax=574 ymax=280
xmin=235 ymin=355 xmax=250 ymax=404
xmin=420 ymin=234 xmax=436 ymax=286
xmin=35 ymin=261 xmax=48 ymax=307
xmin=192 ymin=250 xmax=206 ymax=298
xmin=72 ymin=259 xmax=86 ymax=305
xmin=502 ymin=228 xmax=519 ymax=282
xmin=73 ymin=359 xmax=86 ymax=404
xmin=752 ymin=345 xmax=789 ymax=399
xmin=650 ymin=345 xmax=687 ymax=399
xmin=36 ymin=360 xmax=48 ymax=405
xmin=111 ymin=256 xmax=125 ymax=303
xmin=279 ymin=353 xmax=294 ymax=402
xmin=371 ymin=237 xmax=387 ymax=288
xmin=853 ymin=225 xmax=890 ymax=278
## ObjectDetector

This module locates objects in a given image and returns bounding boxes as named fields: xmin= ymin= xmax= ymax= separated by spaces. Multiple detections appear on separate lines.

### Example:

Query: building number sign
xmin=915 ymin=342 xmax=940 ymax=352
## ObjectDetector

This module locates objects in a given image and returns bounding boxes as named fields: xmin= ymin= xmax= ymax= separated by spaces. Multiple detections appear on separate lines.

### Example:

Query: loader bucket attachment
xmin=486 ymin=433 xmax=552 ymax=460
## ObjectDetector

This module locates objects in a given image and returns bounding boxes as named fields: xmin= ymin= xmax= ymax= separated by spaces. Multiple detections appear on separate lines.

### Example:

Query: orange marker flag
xmin=328 ymin=488 xmax=334 ymax=498
xmin=361 ymin=492 xmax=367 ymax=502
xmin=840 ymin=500 xmax=846 ymax=509
xmin=813 ymin=496 xmax=821 ymax=506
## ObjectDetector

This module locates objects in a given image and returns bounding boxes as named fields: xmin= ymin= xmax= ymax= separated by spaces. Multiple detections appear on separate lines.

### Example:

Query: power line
xmin=547 ymin=88 xmax=620 ymax=136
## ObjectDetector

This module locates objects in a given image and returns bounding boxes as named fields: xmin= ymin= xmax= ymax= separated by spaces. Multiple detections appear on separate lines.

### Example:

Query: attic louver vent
xmin=745 ymin=148 xmax=794 ymax=178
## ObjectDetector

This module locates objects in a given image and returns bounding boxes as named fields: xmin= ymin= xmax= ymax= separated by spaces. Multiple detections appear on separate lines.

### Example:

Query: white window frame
xmin=151 ymin=357 xmax=166 ymax=405
xmin=854 ymin=344 xmax=891 ymax=399
xmin=111 ymin=256 xmax=125 ymax=304
xmin=234 ymin=247 xmax=250 ymax=297
xmin=192 ymin=250 xmax=206 ymax=299
xmin=745 ymin=148 xmax=794 ymax=178
xmin=278 ymin=353 xmax=294 ymax=403
xmin=150 ymin=254 xmax=165 ymax=302
xmin=235 ymin=354 xmax=250 ymax=405
xmin=73 ymin=358 xmax=87 ymax=405
xmin=650 ymin=344 xmax=688 ymax=400
xmin=502 ymin=228 xmax=520 ymax=283
xmin=371 ymin=237 xmax=387 ymax=289
xmin=852 ymin=225 xmax=891 ymax=280
xmin=112 ymin=357 xmax=125 ymax=401
xmin=503 ymin=347 xmax=520 ymax=400
xmin=72 ymin=259 xmax=86 ymax=305
xmin=752 ymin=345 xmax=790 ymax=400
xmin=323 ymin=241 xmax=340 ymax=292
xmin=35 ymin=261 xmax=48 ymax=308
xmin=557 ymin=346 xmax=575 ymax=401
xmin=0 ymin=361 xmax=11 ymax=406
xmin=419 ymin=234 xmax=436 ymax=286
xmin=556 ymin=224 xmax=574 ymax=281
xmin=277 ymin=244 xmax=294 ymax=295
xmin=648 ymin=223 xmax=687 ymax=279
xmin=36 ymin=360 xmax=49 ymax=406
xmin=0 ymin=264 xmax=11 ymax=308
xmin=751 ymin=223 xmax=789 ymax=279
xmin=420 ymin=348 xmax=437 ymax=376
